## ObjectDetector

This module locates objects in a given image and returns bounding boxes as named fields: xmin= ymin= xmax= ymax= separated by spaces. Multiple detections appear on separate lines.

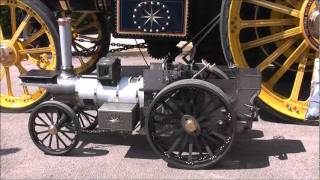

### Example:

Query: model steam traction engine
xmin=18 ymin=16 xmax=261 ymax=169
xmin=1 ymin=0 xmax=318 ymax=124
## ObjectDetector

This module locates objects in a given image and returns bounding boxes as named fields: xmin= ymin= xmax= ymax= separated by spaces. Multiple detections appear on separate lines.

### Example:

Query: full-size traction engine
xmin=20 ymin=17 xmax=261 ymax=169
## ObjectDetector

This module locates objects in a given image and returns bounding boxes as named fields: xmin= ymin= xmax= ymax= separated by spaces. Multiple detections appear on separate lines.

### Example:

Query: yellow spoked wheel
xmin=67 ymin=12 xmax=110 ymax=74
xmin=0 ymin=0 xmax=59 ymax=112
xmin=221 ymin=0 xmax=319 ymax=121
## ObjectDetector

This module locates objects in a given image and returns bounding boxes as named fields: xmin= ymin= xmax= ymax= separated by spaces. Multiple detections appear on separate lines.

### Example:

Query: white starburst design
xmin=140 ymin=6 xmax=164 ymax=29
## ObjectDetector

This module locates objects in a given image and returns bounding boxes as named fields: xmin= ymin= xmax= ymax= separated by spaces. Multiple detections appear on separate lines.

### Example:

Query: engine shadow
xmin=71 ymin=133 xmax=158 ymax=159
xmin=214 ymin=130 xmax=306 ymax=169
xmin=70 ymin=130 xmax=306 ymax=169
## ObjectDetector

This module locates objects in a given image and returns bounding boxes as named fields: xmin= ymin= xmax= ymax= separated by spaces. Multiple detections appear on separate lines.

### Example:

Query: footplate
xmin=19 ymin=70 xmax=58 ymax=84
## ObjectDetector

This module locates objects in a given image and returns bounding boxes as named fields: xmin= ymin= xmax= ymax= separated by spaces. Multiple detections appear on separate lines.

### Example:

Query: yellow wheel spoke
xmin=24 ymin=28 xmax=45 ymax=45
xmin=289 ymin=51 xmax=308 ymax=101
xmin=258 ymin=37 xmax=297 ymax=71
xmin=240 ymin=19 xmax=297 ymax=29
xmin=4 ymin=66 xmax=13 ymax=96
xmin=266 ymin=40 xmax=308 ymax=87
xmin=17 ymin=63 xmax=30 ymax=95
xmin=19 ymin=47 xmax=52 ymax=55
xmin=10 ymin=6 xmax=17 ymax=35
xmin=0 ymin=66 xmax=4 ymax=80
xmin=284 ymin=0 xmax=300 ymax=9
xmin=0 ymin=26 xmax=4 ymax=40
xmin=10 ymin=14 xmax=31 ymax=45
xmin=16 ymin=63 xmax=27 ymax=74
xmin=74 ymin=13 xmax=89 ymax=28
xmin=242 ymin=26 xmax=302 ymax=50
xmin=244 ymin=0 xmax=301 ymax=18
xmin=76 ymin=23 xmax=97 ymax=33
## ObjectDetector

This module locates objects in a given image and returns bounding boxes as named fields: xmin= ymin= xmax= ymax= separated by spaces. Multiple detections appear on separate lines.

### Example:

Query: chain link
xmin=72 ymin=36 xmax=148 ymax=57
xmin=109 ymin=42 xmax=148 ymax=53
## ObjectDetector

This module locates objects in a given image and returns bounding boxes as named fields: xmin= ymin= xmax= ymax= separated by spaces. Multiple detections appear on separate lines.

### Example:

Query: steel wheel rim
xmin=148 ymin=85 xmax=234 ymax=168
xmin=0 ymin=0 xmax=57 ymax=109
xmin=68 ymin=12 xmax=104 ymax=74
xmin=30 ymin=105 xmax=78 ymax=154
xmin=227 ymin=0 xmax=319 ymax=120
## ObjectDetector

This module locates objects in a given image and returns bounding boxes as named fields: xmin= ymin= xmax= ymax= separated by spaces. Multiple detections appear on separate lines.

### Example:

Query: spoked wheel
xmin=221 ymin=0 xmax=319 ymax=121
xmin=66 ymin=12 xmax=110 ymax=74
xmin=146 ymin=79 xmax=235 ymax=169
xmin=76 ymin=108 xmax=98 ymax=130
xmin=0 ymin=0 xmax=59 ymax=112
xmin=29 ymin=101 xmax=80 ymax=155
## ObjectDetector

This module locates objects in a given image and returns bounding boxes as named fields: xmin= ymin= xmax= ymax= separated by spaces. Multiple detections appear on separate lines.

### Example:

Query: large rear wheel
xmin=221 ymin=0 xmax=319 ymax=121
xmin=0 ymin=0 xmax=59 ymax=112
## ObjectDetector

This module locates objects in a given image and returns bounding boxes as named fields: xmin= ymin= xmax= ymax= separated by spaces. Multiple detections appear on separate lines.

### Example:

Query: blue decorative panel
xmin=115 ymin=0 xmax=189 ymax=38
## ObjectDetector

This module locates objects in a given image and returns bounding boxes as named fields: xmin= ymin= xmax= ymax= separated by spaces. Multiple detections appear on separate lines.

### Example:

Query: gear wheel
xmin=146 ymin=40 xmax=179 ymax=59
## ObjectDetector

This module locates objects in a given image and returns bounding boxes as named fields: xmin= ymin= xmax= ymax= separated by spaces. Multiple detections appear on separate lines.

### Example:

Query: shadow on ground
xmin=0 ymin=148 xmax=21 ymax=156
xmin=67 ymin=129 xmax=306 ymax=169
xmin=215 ymin=130 xmax=306 ymax=169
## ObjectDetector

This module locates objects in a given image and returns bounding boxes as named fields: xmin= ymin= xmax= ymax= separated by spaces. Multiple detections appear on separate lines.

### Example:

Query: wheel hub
xmin=0 ymin=43 xmax=18 ymax=66
xmin=301 ymin=0 xmax=319 ymax=50
xmin=181 ymin=115 xmax=200 ymax=136
xmin=48 ymin=125 xmax=58 ymax=135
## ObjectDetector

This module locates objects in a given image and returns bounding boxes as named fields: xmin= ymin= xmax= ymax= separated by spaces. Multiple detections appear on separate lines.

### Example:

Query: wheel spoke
xmin=44 ymin=112 xmax=54 ymax=124
xmin=37 ymin=115 xmax=50 ymax=126
xmin=10 ymin=6 xmax=16 ymax=35
xmin=167 ymin=134 xmax=184 ymax=154
xmin=24 ymin=28 xmax=45 ymax=45
xmin=0 ymin=26 xmax=4 ymax=40
xmin=155 ymin=126 xmax=178 ymax=136
xmin=203 ymin=133 xmax=221 ymax=144
xmin=56 ymin=134 xmax=68 ymax=147
xmin=73 ymin=13 xmax=89 ymax=28
xmin=200 ymin=136 xmax=213 ymax=156
xmin=60 ymin=131 xmax=73 ymax=141
xmin=77 ymin=34 xmax=99 ymax=42
xmin=289 ymin=51 xmax=308 ymax=101
xmin=4 ymin=67 xmax=13 ymax=96
xmin=40 ymin=133 xmax=50 ymax=143
xmin=78 ymin=114 xmax=86 ymax=127
xmin=74 ymin=41 xmax=89 ymax=50
xmin=76 ymin=23 xmax=96 ymax=33
xmin=240 ymin=18 xmax=297 ymax=29
xmin=188 ymin=138 xmax=194 ymax=162
xmin=284 ymin=0 xmax=300 ymax=9
xmin=178 ymin=134 xmax=189 ymax=156
xmin=243 ymin=0 xmax=301 ymax=18
xmin=193 ymin=137 xmax=203 ymax=155
xmin=36 ymin=130 xmax=49 ymax=135
xmin=18 ymin=47 xmax=52 ymax=55
xmin=162 ymin=100 xmax=184 ymax=116
xmin=209 ymin=130 xmax=227 ymax=142
xmin=56 ymin=134 xmax=60 ymax=149
xmin=49 ymin=135 xmax=53 ymax=148
xmin=60 ymin=130 xmax=75 ymax=134
xmin=258 ymin=37 xmax=297 ymax=71
xmin=242 ymin=27 xmax=302 ymax=50
xmin=16 ymin=64 xmax=30 ymax=95
xmin=266 ymin=40 xmax=308 ymax=87
xmin=35 ymin=123 xmax=49 ymax=127
xmin=10 ymin=14 xmax=31 ymax=45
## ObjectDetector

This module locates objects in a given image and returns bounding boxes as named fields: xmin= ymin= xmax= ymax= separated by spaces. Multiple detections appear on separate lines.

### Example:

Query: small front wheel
xmin=28 ymin=101 xmax=80 ymax=155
